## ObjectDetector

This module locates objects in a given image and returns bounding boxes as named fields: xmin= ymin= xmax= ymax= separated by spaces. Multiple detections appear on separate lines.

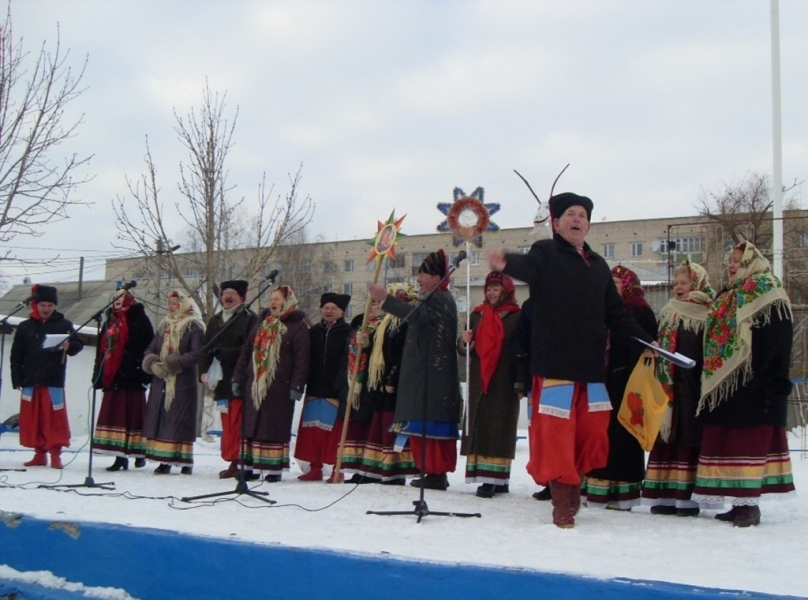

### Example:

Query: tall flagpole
xmin=464 ymin=239 xmax=471 ymax=432
xmin=771 ymin=0 xmax=784 ymax=280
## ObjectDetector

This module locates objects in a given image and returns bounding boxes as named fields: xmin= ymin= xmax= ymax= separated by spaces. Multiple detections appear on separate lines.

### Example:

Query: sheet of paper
xmin=42 ymin=334 xmax=69 ymax=349
xmin=632 ymin=336 xmax=696 ymax=369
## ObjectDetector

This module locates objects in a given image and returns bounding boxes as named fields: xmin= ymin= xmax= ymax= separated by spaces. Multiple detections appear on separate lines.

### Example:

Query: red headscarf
xmin=611 ymin=265 xmax=646 ymax=311
xmin=472 ymin=272 xmax=520 ymax=394
xmin=98 ymin=291 xmax=136 ymax=388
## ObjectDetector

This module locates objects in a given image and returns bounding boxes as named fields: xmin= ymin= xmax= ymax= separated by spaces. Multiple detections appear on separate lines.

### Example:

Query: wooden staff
xmin=332 ymin=256 xmax=384 ymax=483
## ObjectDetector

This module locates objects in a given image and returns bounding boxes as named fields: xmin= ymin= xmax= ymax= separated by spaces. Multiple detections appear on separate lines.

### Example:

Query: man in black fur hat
xmin=200 ymin=280 xmax=258 ymax=479
xmin=487 ymin=192 xmax=656 ymax=527
xmin=294 ymin=292 xmax=352 ymax=482
xmin=10 ymin=284 xmax=83 ymax=469
xmin=370 ymin=249 xmax=462 ymax=491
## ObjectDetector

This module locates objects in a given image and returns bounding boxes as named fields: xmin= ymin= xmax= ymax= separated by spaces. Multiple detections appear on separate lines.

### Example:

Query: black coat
xmin=11 ymin=311 xmax=83 ymax=389
xmin=588 ymin=298 xmax=657 ymax=483
xmin=92 ymin=303 xmax=154 ymax=390
xmin=199 ymin=307 xmax=258 ymax=400
xmin=701 ymin=309 xmax=793 ymax=428
xmin=306 ymin=318 xmax=352 ymax=399
xmin=502 ymin=235 xmax=654 ymax=383
xmin=369 ymin=322 xmax=408 ymax=413
xmin=384 ymin=290 xmax=462 ymax=424
xmin=669 ymin=324 xmax=705 ymax=447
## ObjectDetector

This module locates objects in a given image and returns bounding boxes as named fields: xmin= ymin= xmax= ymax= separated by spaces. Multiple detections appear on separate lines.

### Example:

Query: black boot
xmin=154 ymin=463 xmax=171 ymax=474
xmin=476 ymin=483 xmax=496 ymax=498
xmin=532 ymin=486 xmax=552 ymax=501
xmin=733 ymin=505 xmax=761 ymax=528
xmin=264 ymin=474 xmax=282 ymax=483
xmin=181 ymin=466 xmax=193 ymax=475
xmin=714 ymin=507 xmax=738 ymax=522
xmin=106 ymin=457 xmax=129 ymax=472
xmin=493 ymin=484 xmax=509 ymax=494
xmin=134 ymin=457 xmax=146 ymax=468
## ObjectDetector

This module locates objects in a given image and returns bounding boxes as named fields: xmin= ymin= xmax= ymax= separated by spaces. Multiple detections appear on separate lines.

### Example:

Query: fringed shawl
xmin=251 ymin=286 xmax=298 ymax=409
xmin=368 ymin=283 xmax=418 ymax=391
xmin=159 ymin=291 xmax=206 ymax=410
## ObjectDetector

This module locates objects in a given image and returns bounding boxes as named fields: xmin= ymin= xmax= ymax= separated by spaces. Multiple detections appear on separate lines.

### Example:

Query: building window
xmin=390 ymin=255 xmax=406 ymax=269
xmin=603 ymin=243 xmax=615 ymax=258
xmin=679 ymin=237 xmax=703 ymax=253
xmin=344 ymin=259 xmax=354 ymax=272
xmin=343 ymin=283 xmax=353 ymax=295
xmin=366 ymin=260 xmax=375 ymax=271
xmin=302 ymin=260 xmax=311 ymax=273
xmin=518 ymin=247 xmax=530 ymax=255
xmin=631 ymin=242 xmax=643 ymax=257
xmin=470 ymin=251 xmax=480 ymax=266
xmin=322 ymin=283 xmax=332 ymax=293
xmin=323 ymin=260 xmax=334 ymax=274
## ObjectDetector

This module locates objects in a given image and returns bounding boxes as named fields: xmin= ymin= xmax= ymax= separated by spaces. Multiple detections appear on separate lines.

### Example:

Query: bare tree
xmin=0 ymin=7 xmax=92 ymax=257
xmin=113 ymin=81 xmax=313 ymax=319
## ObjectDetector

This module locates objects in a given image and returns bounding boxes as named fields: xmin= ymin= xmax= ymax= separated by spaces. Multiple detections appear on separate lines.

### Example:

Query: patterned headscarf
xmin=368 ymin=283 xmax=418 ymax=391
xmin=251 ymin=286 xmax=298 ymax=408
xmin=656 ymin=261 xmax=714 ymax=438
xmin=698 ymin=242 xmax=792 ymax=414
xmin=160 ymin=290 xmax=205 ymax=410
xmin=611 ymin=265 xmax=644 ymax=300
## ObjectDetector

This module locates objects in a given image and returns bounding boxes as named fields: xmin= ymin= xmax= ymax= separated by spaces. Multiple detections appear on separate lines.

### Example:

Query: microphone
xmin=17 ymin=295 xmax=36 ymax=307
xmin=121 ymin=280 xmax=137 ymax=291
xmin=265 ymin=268 xmax=280 ymax=281
xmin=451 ymin=250 xmax=467 ymax=269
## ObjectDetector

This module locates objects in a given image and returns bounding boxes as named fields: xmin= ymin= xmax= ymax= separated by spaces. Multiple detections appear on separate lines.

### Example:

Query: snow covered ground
xmin=1 ymin=429 xmax=806 ymax=598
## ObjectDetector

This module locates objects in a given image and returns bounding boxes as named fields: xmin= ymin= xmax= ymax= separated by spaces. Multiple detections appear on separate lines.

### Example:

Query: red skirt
xmin=92 ymin=388 xmax=147 ymax=457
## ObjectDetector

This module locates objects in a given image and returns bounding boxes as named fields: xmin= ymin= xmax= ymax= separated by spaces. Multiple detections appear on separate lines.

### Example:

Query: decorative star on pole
xmin=367 ymin=210 xmax=407 ymax=263
xmin=437 ymin=186 xmax=500 ymax=247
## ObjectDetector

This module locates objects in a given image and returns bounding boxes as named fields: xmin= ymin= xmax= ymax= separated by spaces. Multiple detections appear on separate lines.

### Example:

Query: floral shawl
xmin=159 ymin=291 xmax=206 ymax=410
xmin=99 ymin=290 xmax=136 ymax=388
xmin=698 ymin=242 xmax=792 ymax=414
xmin=251 ymin=286 xmax=298 ymax=409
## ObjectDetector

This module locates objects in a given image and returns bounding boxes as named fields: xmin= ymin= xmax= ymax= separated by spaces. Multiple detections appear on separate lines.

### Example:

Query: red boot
xmin=326 ymin=470 xmax=344 ymax=484
xmin=298 ymin=465 xmax=323 ymax=481
xmin=219 ymin=461 xmax=239 ymax=479
xmin=24 ymin=452 xmax=47 ymax=467
xmin=50 ymin=450 xmax=63 ymax=470
xmin=549 ymin=481 xmax=575 ymax=529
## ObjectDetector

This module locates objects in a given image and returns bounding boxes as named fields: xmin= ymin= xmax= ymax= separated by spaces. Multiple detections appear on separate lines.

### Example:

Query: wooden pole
xmin=332 ymin=256 xmax=385 ymax=482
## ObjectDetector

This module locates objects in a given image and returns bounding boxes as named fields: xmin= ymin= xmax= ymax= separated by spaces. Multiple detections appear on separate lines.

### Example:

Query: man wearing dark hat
xmin=10 ymin=284 xmax=84 ymax=469
xmin=370 ymin=249 xmax=462 ymax=491
xmin=294 ymin=292 xmax=352 ymax=482
xmin=487 ymin=192 xmax=656 ymax=527
xmin=200 ymin=280 xmax=258 ymax=479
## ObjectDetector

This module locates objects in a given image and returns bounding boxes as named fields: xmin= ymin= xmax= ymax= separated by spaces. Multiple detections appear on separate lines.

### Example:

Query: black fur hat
xmin=220 ymin=280 xmax=249 ymax=300
xmin=34 ymin=284 xmax=58 ymax=305
xmin=320 ymin=292 xmax=350 ymax=311
xmin=548 ymin=192 xmax=593 ymax=221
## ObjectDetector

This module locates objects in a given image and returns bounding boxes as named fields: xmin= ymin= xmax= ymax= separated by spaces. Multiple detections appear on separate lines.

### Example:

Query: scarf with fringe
xmin=698 ymin=242 xmax=792 ymax=415
xmin=251 ymin=286 xmax=298 ymax=409
xmin=656 ymin=261 xmax=713 ymax=441
xmin=159 ymin=291 xmax=205 ymax=411
xmin=368 ymin=283 xmax=418 ymax=391
xmin=347 ymin=315 xmax=380 ymax=408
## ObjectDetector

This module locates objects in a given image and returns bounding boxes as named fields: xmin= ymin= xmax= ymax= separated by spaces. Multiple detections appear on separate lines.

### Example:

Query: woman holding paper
xmin=691 ymin=242 xmax=795 ymax=527
xmin=641 ymin=261 xmax=713 ymax=516
xmin=92 ymin=289 xmax=155 ymax=471
xmin=582 ymin=266 xmax=657 ymax=510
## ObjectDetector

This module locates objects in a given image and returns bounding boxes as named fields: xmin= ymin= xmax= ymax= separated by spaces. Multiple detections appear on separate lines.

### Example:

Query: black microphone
xmin=265 ymin=268 xmax=280 ymax=281
xmin=17 ymin=295 xmax=36 ymax=307
xmin=452 ymin=250 xmax=467 ymax=268
xmin=121 ymin=280 xmax=137 ymax=291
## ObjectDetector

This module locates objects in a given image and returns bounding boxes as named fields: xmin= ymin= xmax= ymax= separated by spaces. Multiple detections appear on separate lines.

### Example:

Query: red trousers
xmin=526 ymin=377 xmax=610 ymax=486
xmin=220 ymin=399 xmax=243 ymax=462
xmin=19 ymin=387 xmax=70 ymax=452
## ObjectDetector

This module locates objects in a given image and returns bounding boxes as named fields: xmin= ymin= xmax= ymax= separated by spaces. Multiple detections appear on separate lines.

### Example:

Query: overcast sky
xmin=5 ymin=0 xmax=807 ymax=287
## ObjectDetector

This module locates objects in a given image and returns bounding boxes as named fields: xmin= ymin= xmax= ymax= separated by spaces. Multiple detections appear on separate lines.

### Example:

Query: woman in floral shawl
xmin=641 ymin=260 xmax=714 ymax=516
xmin=142 ymin=290 xmax=205 ymax=474
xmin=92 ymin=289 xmax=154 ymax=471
xmin=458 ymin=272 xmax=523 ymax=498
xmin=232 ymin=285 xmax=309 ymax=482
xmin=691 ymin=241 xmax=794 ymax=527
xmin=583 ymin=265 xmax=657 ymax=510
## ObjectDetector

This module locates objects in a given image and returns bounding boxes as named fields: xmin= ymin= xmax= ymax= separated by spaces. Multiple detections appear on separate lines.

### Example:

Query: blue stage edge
xmin=0 ymin=512 xmax=803 ymax=600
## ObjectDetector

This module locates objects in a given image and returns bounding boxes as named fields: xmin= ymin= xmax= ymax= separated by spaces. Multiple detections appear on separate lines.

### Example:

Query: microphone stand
xmin=182 ymin=273 xmax=279 ymax=505
xmin=367 ymin=259 xmax=481 ymax=522
xmin=0 ymin=301 xmax=32 ymax=472
xmin=40 ymin=291 xmax=129 ymax=491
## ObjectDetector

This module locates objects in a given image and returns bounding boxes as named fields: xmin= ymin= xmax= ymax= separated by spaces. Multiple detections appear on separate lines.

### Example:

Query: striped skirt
xmin=349 ymin=410 xmax=417 ymax=482
xmin=92 ymin=388 xmax=147 ymax=458
xmin=691 ymin=424 xmax=795 ymax=506
xmin=244 ymin=440 xmax=290 ymax=475
xmin=641 ymin=441 xmax=700 ymax=508
xmin=465 ymin=454 xmax=512 ymax=486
